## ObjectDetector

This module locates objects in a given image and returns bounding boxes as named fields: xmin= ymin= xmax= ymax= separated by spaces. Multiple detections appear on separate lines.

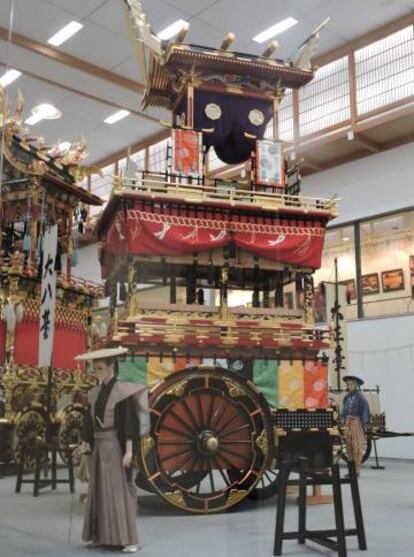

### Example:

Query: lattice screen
xmin=148 ymin=138 xmax=170 ymax=172
xmin=299 ymin=57 xmax=350 ymax=137
xmin=208 ymin=147 xmax=226 ymax=172
xmin=277 ymin=89 xmax=294 ymax=142
xmin=355 ymin=26 xmax=414 ymax=116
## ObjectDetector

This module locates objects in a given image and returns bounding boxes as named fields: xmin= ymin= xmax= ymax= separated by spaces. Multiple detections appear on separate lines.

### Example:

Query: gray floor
xmin=0 ymin=459 xmax=413 ymax=557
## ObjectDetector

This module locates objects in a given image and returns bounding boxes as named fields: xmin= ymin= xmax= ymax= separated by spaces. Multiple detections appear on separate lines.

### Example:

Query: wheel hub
xmin=197 ymin=430 xmax=219 ymax=456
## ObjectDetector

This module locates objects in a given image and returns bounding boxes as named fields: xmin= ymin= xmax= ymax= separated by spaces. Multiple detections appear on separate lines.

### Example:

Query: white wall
xmin=69 ymin=243 xmax=103 ymax=284
xmin=348 ymin=314 xmax=414 ymax=459
xmin=302 ymin=142 xmax=414 ymax=225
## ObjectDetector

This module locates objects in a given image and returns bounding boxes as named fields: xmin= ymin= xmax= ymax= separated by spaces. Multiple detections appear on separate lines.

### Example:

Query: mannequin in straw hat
xmin=76 ymin=347 xmax=148 ymax=554
xmin=342 ymin=375 xmax=371 ymax=476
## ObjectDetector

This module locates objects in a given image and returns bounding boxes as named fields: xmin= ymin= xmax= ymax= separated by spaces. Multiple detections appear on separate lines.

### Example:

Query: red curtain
xmin=104 ymin=209 xmax=327 ymax=269
xmin=14 ymin=319 xmax=86 ymax=369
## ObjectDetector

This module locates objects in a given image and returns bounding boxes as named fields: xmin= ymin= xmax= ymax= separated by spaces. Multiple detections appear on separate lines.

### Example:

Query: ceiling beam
xmin=0 ymin=27 xmax=145 ymax=94
xmin=347 ymin=131 xmax=381 ymax=153
xmin=0 ymin=57 xmax=159 ymax=125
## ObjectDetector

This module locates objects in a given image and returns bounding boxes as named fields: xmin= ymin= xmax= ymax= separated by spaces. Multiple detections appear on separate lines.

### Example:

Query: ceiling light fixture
xmin=0 ymin=69 xmax=22 ymax=87
xmin=104 ymin=109 xmax=130 ymax=124
xmin=253 ymin=17 xmax=298 ymax=44
xmin=48 ymin=21 xmax=83 ymax=46
xmin=157 ymin=19 xmax=189 ymax=41
xmin=25 ymin=103 xmax=62 ymax=126
xmin=342 ymin=237 xmax=350 ymax=242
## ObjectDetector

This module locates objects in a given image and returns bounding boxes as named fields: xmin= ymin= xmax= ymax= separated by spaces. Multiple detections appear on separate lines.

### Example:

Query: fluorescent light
xmin=157 ymin=19 xmax=189 ymax=41
xmin=342 ymin=237 xmax=350 ymax=242
xmin=48 ymin=21 xmax=83 ymax=46
xmin=253 ymin=17 xmax=298 ymax=43
xmin=104 ymin=109 xmax=130 ymax=124
xmin=25 ymin=103 xmax=62 ymax=125
xmin=0 ymin=69 xmax=22 ymax=87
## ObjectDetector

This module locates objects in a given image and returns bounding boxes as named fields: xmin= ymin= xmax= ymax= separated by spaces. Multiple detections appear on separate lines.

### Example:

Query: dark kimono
xmin=342 ymin=391 xmax=371 ymax=474
xmin=81 ymin=378 xmax=147 ymax=547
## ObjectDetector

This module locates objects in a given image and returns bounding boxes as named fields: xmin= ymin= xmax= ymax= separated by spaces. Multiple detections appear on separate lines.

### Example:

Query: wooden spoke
xmin=218 ymin=424 xmax=250 ymax=439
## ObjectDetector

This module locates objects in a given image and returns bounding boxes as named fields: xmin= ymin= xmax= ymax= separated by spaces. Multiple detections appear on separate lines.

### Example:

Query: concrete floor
xmin=0 ymin=459 xmax=413 ymax=557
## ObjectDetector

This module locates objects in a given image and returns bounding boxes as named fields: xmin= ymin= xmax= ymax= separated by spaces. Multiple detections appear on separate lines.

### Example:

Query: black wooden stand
xmin=15 ymin=441 xmax=75 ymax=496
xmin=273 ymin=458 xmax=367 ymax=557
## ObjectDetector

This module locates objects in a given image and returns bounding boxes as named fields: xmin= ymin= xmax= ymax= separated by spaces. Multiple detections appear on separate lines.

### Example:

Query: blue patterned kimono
xmin=342 ymin=391 xmax=371 ymax=425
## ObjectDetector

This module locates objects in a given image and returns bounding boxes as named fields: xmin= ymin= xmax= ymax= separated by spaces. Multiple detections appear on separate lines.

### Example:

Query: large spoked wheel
xmin=227 ymin=468 xmax=281 ymax=500
xmin=58 ymin=404 xmax=86 ymax=466
xmin=138 ymin=366 xmax=273 ymax=514
xmin=13 ymin=407 xmax=47 ymax=470
xmin=340 ymin=435 xmax=372 ymax=464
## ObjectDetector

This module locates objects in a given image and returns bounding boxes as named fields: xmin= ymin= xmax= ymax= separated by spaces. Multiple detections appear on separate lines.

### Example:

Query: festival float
xmin=0 ymin=87 xmax=104 ymax=468
xmin=91 ymin=0 xmax=341 ymax=514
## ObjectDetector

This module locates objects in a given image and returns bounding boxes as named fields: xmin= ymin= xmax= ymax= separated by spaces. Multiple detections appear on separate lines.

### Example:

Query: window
xmin=355 ymin=26 xmax=414 ymax=115
xmin=299 ymin=57 xmax=350 ymax=136
xmin=313 ymin=225 xmax=357 ymax=320
xmin=208 ymin=147 xmax=226 ymax=172
xmin=360 ymin=211 xmax=414 ymax=317
xmin=148 ymin=138 xmax=170 ymax=173
xmin=277 ymin=89 xmax=294 ymax=142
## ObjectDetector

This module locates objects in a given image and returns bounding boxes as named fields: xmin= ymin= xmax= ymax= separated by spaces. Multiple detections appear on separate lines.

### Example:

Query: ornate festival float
xmin=96 ymin=0 xmax=340 ymax=513
xmin=0 ymin=88 xmax=104 ymax=468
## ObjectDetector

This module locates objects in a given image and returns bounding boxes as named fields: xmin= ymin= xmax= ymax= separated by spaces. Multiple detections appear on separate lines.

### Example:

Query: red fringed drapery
xmin=103 ymin=207 xmax=327 ymax=270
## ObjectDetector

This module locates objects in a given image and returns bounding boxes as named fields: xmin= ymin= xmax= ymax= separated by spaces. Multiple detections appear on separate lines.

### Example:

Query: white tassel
xmin=16 ymin=303 xmax=25 ymax=322
xmin=99 ymin=321 xmax=108 ymax=338
xmin=2 ymin=303 xmax=16 ymax=332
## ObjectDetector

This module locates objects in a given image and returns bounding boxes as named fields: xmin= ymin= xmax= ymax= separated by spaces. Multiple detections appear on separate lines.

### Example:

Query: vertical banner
xmin=325 ymin=282 xmax=349 ymax=390
xmin=39 ymin=225 xmax=58 ymax=367
xmin=255 ymin=139 xmax=285 ymax=188
xmin=171 ymin=128 xmax=203 ymax=177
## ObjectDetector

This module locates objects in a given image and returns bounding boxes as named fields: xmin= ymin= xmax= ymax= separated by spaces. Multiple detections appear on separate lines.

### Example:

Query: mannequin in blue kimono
xmin=342 ymin=375 xmax=371 ymax=475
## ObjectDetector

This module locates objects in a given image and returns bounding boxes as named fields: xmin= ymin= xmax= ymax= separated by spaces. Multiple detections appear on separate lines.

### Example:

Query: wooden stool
xmin=15 ymin=441 xmax=75 ymax=496
xmin=273 ymin=458 xmax=367 ymax=557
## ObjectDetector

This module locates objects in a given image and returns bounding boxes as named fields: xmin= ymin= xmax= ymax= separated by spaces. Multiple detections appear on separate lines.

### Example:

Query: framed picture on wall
xmin=339 ymin=278 xmax=356 ymax=300
xmin=409 ymin=255 xmax=414 ymax=298
xmin=381 ymin=268 xmax=405 ymax=292
xmin=361 ymin=273 xmax=380 ymax=295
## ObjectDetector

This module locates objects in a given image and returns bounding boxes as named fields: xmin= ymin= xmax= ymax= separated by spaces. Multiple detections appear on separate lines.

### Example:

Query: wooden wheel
xmin=227 ymin=468 xmax=280 ymax=500
xmin=138 ymin=366 xmax=273 ymax=514
xmin=13 ymin=407 xmax=47 ymax=470
xmin=58 ymin=404 xmax=86 ymax=465
xmin=340 ymin=435 xmax=372 ymax=464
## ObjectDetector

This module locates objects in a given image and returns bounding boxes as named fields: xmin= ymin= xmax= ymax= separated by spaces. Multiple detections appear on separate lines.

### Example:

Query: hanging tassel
xmin=2 ymin=302 xmax=16 ymax=332
xmin=197 ymin=288 xmax=205 ymax=305
xmin=23 ymin=219 xmax=31 ymax=252
xmin=119 ymin=283 xmax=127 ymax=302
xmin=16 ymin=303 xmax=25 ymax=322
xmin=54 ymin=241 xmax=62 ymax=272
xmin=71 ymin=229 xmax=79 ymax=267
